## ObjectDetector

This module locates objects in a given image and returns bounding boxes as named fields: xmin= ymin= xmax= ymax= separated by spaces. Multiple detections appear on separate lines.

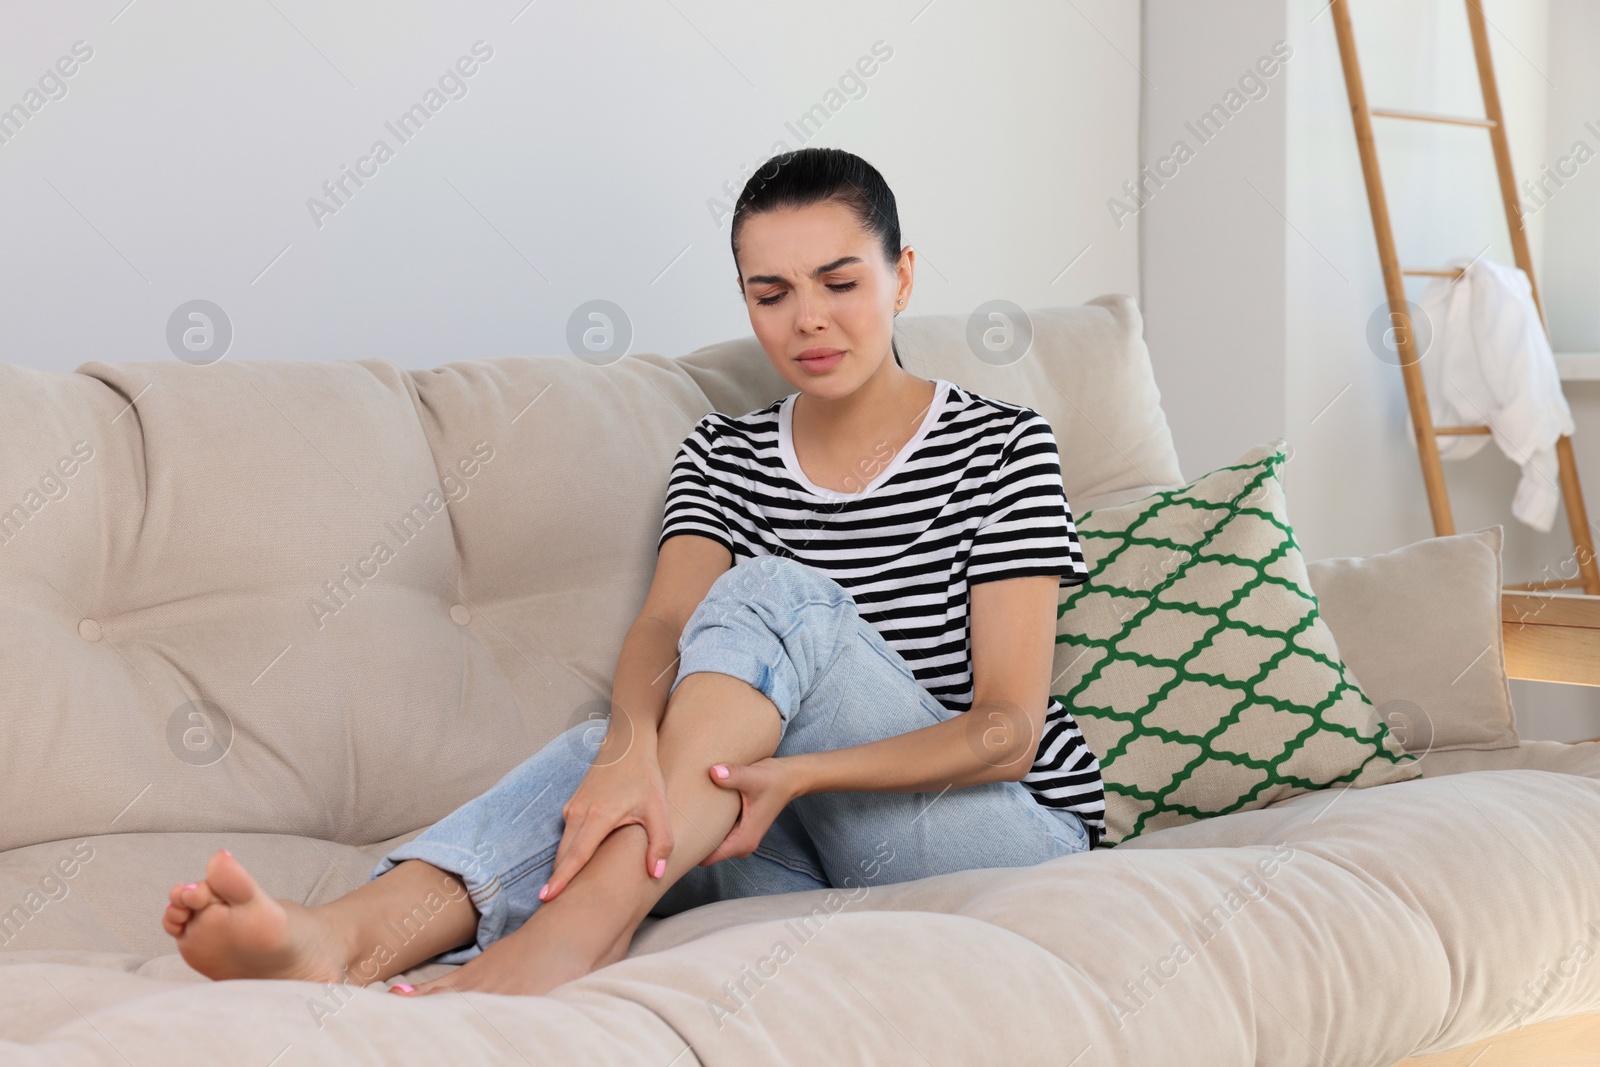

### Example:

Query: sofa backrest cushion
xmin=0 ymin=298 xmax=1182 ymax=851
xmin=675 ymin=294 xmax=1185 ymax=512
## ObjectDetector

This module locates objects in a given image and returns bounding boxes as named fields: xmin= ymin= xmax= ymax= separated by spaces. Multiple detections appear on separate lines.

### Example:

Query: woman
xmin=159 ymin=147 xmax=1105 ymax=998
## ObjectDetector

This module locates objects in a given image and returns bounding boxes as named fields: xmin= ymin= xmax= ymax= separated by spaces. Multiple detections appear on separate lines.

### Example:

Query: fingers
xmin=541 ymin=813 xmax=608 ymax=903
xmin=699 ymin=827 xmax=752 ymax=867
xmin=643 ymin=795 xmax=675 ymax=881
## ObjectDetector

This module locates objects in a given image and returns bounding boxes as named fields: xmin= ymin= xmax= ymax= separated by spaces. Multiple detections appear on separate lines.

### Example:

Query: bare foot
xmin=163 ymin=849 xmax=350 ymax=983
xmin=395 ymin=915 xmax=632 ymax=997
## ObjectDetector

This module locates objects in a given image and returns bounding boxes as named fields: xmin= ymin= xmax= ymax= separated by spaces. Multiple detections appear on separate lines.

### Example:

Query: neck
xmin=793 ymin=366 xmax=934 ymax=440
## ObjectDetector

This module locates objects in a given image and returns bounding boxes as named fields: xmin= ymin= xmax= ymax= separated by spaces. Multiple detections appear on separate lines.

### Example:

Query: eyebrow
xmin=744 ymin=256 xmax=863 ymax=287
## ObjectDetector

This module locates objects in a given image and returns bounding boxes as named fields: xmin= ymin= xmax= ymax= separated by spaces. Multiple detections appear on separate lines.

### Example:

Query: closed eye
xmin=755 ymin=281 xmax=859 ymax=307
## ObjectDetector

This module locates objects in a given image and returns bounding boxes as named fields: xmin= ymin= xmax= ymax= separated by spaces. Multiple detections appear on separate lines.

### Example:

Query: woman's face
xmin=735 ymin=200 xmax=912 ymax=399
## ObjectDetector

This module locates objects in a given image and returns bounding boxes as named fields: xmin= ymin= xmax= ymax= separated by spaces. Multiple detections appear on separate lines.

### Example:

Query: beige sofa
xmin=1 ymin=295 xmax=1597 ymax=1065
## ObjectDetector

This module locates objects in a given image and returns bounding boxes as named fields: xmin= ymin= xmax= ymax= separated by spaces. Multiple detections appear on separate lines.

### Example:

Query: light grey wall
xmin=1139 ymin=0 xmax=1290 ymax=488
xmin=0 ymin=0 xmax=1140 ymax=374
xmin=1541 ymin=0 xmax=1600 ymax=353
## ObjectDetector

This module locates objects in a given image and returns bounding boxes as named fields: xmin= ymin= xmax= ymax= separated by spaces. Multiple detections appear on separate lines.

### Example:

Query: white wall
xmin=0 ymin=0 xmax=1140 ymax=374
xmin=1523 ymin=0 xmax=1600 ymax=738
xmin=1145 ymin=0 xmax=1599 ymax=740
xmin=1541 ymin=0 xmax=1600 ymax=353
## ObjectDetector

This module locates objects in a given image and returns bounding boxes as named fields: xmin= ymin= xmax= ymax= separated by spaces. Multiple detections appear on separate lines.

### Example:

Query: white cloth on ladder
xmin=1410 ymin=255 xmax=1575 ymax=533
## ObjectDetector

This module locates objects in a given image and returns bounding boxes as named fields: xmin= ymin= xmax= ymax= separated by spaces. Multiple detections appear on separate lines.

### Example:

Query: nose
xmin=792 ymin=285 xmax=829 ymax=333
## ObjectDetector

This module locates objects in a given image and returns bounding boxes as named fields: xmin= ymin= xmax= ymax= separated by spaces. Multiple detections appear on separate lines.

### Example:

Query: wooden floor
xmin=1392 ymin=1011 xmax=1600 ymax=1065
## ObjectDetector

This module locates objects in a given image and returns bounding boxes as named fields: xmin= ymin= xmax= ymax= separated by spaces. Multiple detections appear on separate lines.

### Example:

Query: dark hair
xmin=730 ymin=147 xmax=905 ymax=369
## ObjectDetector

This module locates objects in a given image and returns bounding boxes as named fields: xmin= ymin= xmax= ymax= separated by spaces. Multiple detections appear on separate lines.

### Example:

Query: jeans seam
xmin=1033 ymin=803 xmax=1090 ymax=853
xmin=497 ymin=842 xmax=560 ymax=892
xmin=750 ymin=843 xmax=827 ymax=884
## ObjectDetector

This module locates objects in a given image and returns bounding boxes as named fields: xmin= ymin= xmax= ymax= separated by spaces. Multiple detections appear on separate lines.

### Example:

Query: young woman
xmin=159 ymin=147 xmax=1105 ymax=998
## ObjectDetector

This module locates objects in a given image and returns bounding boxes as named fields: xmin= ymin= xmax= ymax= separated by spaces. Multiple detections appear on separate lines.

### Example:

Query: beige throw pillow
xmin=1053 ymin=439 xmax=1422 ymax=847
xmin=1305 ymin=526 xmax=1519 ymax=753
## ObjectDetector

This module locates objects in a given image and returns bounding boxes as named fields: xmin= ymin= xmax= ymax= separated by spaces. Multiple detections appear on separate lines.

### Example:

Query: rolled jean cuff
xmin=369 ymin=841 xmax=511 ymax=966
xmin=673 ymin=642 xmax=800 ymax=734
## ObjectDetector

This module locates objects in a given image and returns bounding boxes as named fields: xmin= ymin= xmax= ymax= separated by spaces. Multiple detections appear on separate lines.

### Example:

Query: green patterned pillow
xmin=1055 ymin=438 xmax=1421 ymax=847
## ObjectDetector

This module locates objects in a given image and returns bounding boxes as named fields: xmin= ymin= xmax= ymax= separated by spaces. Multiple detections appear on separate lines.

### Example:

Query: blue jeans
xmin=372 ymin=554 xmax=1090 ymax=964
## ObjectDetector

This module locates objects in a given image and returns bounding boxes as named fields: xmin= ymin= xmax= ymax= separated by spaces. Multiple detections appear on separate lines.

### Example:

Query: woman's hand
xmin=541 ymin=742 xmax=672 ymax=903
xmin=700 ymin=756 xmax=804 ymax=866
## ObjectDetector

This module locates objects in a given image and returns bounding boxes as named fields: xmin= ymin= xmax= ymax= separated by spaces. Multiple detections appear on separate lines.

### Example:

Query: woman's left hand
xmin=700 ymin=756 xmax=803 ymax=865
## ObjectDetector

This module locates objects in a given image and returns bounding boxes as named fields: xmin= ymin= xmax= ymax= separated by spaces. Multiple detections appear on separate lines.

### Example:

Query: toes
xmin=177 ymin=882 xmax=216 ymax=911
xmin=203 ymin=849 xmax=259 ymax=907
xmin=411 ymin=976 xmax=457 ymax=997
xmin=391 ymin=976 xmax=455 ymax=997
xmin=161 ymin=905 xmax=190 ymax=938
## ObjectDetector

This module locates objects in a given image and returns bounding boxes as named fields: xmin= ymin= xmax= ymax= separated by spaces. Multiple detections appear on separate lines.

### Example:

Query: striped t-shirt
xmin=657 ymin=377 xmax=1105 ymax=848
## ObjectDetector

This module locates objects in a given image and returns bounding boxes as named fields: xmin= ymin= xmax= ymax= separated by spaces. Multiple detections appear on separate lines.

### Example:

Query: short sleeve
xmin=658 ymin=418 xmax=736 ymax=556
xmin=967 ymin=410 xmax=1089 ymax=588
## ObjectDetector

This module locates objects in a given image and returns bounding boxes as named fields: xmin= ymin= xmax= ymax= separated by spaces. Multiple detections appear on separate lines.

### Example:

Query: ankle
xmin=314 ymin=900 xmax=384 ymax=983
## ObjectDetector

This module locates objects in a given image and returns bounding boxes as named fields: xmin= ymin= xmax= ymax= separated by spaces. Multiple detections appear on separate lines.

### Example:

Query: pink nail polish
xmin=184 ymin=883 xmax=198 ymax=890
xmin=221 ymin=849 xmax=232 ymax=857
xmin=714 ymin=765 xmax=729 ymax=779
xmin=394 ymin=983 xmax=414 ymax=993
xmin=653 ymin=858 xmax=666 ymax=878
xmin=538 ymin=883 xmax=549 ymax=900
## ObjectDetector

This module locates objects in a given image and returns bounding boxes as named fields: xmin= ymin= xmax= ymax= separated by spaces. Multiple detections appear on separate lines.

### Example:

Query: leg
xmin=649 ymin=801 xmax=828 ymax=919
xmin=672 ymin=555 xmax=1094 ymax=890
xmin=395 ymin=666 xmax=792 ymax=995
xmin=779 ymin=632 xmax=1094 ymax=887
xmin=165 ymin=674 xmax=791 ymax=994
xmin=161 ymin=850 xmax=477 ymax=986
xmin=423 ymin=553 xmax=1092 ymax=991
xmin=163 ymin=712 xmax=648 ymax=986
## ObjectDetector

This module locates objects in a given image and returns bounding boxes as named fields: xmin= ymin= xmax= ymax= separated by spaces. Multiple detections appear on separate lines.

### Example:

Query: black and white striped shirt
xmin=657 ymin=377 xmax=1105 ymax=848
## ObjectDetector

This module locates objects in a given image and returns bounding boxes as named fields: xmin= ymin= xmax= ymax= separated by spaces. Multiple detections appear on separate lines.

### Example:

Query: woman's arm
xmin=787 ymin=573 xmax=1061 ymax=796
xmin=595 ymin=614 xmax=676 ymax=765
xmin=598 ymin=534 xmax=733 ymax=764
xmin=700 ymin=575 xmax=1061 ymax=864
xmin=542 ymin=535 xmax=731 ymax=899
xmin=786 ymin=697 xmax=1040 ymax=795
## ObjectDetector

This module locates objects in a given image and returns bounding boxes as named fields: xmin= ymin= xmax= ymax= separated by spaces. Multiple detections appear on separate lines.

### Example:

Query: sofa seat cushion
xmin=2 ymin=754 xmax=1598 ymax=1064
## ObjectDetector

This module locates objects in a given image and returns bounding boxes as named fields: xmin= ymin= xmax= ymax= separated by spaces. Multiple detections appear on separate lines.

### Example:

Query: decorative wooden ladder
xmin=1331 ymin=0 xmax=1600 ymax=686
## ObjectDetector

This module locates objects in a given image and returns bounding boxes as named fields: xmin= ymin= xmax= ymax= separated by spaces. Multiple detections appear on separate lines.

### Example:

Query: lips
xmin=795 ymin=349 xmax=845 ymax=373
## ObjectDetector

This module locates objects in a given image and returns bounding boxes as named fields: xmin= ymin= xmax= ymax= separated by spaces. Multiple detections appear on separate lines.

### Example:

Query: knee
xmin=676 ymin=554 xmax=856 ymax=677
xmin=709 ymin=554 xmax=849 ymax=613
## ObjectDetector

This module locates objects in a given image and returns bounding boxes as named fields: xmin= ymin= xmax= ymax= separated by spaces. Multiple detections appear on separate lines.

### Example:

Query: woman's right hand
xmin=540 ymin=737 xmax=673 ymax=903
